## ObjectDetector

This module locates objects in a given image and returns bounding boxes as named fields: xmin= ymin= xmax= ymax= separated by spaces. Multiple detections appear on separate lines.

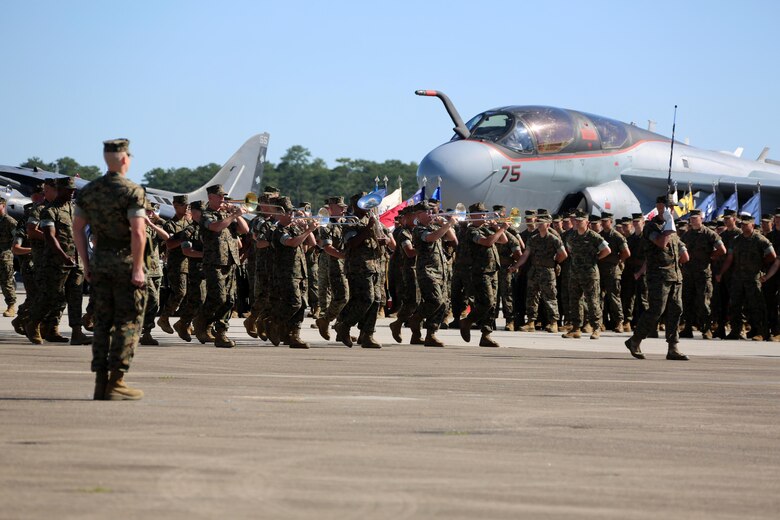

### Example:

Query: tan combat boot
xmin=612 ymin=323 xmax=624 ymax=333
xmin=479 ymin=332 xmax=500 ymax=348
xmin=139 ymin=331 xmax=159 ymax=346
xmin=582 ymin=324 xmax=593 ymax=334
xmin=666 ymin=344 xmax=689 ymax=361
xmin=590 ymin=329 xmax=601 ymax=340
xmin=193 ymin=316 xmax=210 ymax=344
xmin=288 ymin=328 xmax=310 ymax=349
xmin=519 ymin=320 xmax=536 ymax=332
xmin=25 ymin=321 xmax=43 ymax=345
xmin=562 ymin=328 xmax=581 ymax=339
xmin=214 ymin=330 xmax=236 ymax=348
xmin=3 ymin=303 xmax=16 ymax=317
xmin=315 ymin=317 xmax=331 ymax=341
xmin=424 ymin=329 xmax=444 ymax=347
xmin=389 ymin=319 xmax=403 ymax=343
xmin=334 ymin=322 xmax=353 ymax=348
xmin=173 ymin=319 xmax=192 ymax=342
xmin=93 ymin=371 xmax=108 ymax=400
xmin=546 ymin=323 xmax=559 ymax=333
xmin=623 ymin=321 xmax=632 ymax=332
xmin=504 ymin=321 xmax=515 ymax=332
xmin=157 ymin=315 xmax=174 ymax=334
xmin=242 ymin=315 xmax=258 ymax=338
xmin=42 ymin=323 xmax=68 ymax=343
xmin=70 ymin=326 xmax=92 ymax=345
xmin=104 ymin=371 xmax=143 ymax=401
xmin=360 ymin=333 xmax=382 ymax=349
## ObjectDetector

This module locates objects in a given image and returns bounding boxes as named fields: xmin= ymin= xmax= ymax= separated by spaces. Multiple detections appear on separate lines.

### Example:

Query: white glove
xmin=662 ymin=209 xmax=676 ymax=233
xmin=663 ymin=208 xmax=674 ymax=223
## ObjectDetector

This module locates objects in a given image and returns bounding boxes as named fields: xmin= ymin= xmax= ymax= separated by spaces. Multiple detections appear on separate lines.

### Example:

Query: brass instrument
xmin=223 ymin=192 xmax=259 ymax=213
xmin=356 ymin=192 xmax=385 ymax=240
xmin=317 ymin=207 xmax=360 ymax=226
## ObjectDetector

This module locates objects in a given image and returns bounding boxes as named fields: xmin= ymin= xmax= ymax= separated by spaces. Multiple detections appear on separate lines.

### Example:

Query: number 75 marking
xmin=499 ymin=165 xmax=521 ymax=182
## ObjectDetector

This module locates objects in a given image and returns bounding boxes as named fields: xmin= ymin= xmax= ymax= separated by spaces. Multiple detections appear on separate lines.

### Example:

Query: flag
xmin=674 ymin=189 xmax=695 ymax=217
xmin=379 ymin=200 xmax=407 ymax=230
xmin=716 ymin=190 xmax=738 ymax=218
xmin=378 ymin=188 xmax=403 ymax=215
xmin=406 ymin=188 xmax=424 ymax=205
xmin=431 ymin=186 xmax=441 ymax=201
xmin=699 ymin=191 xmax=717 ymax=221
xmin=740 ymin=190 xmax=761 ymax=224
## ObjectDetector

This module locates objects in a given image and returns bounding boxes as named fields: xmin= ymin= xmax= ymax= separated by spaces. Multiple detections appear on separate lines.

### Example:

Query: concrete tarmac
xmin=1 ymin=315 xmax=779 ymax=519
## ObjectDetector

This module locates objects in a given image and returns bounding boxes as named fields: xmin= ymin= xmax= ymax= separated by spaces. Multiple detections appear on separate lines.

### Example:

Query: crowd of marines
xmin=4 ymin=138 xmax=780 ymax=400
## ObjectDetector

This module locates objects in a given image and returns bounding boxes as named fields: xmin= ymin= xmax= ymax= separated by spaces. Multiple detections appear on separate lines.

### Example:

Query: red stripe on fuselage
xmin=477 ymin=139 xmax=668 ymax=163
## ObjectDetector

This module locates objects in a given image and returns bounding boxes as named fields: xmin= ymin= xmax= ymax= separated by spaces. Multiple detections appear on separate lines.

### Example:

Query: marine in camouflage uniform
xmin=513 ymin=210 xmax=537 ymax=327
xmin=314 ymin=196 xmax=350 ymax=341
xmin=598 ymin=212 xmax=630 ymax=332
xmin=561 ymin=210 xmax=611 ymax=339
xmin=459 ymin=202 xmax=510 ymax=348
xmin=10 ymin=199 xmax=38 ymax=331
xmin=717 ymin=214 xmax=777 ymax=341
xmin=0 ymin=198 xmax=17 ymax=316
xmin=679 ymin=209 xmax=725 ymax=339
xmin=298 ymin=202 xmax=320 ymax=318
xmin=59 ymin=177 xmax=91 ymax=345
xmin=408 ymin=202 xmax=456 ymax=347
xmin=625 ymin=207 xmax=690 ymax=360
xmin=449 ymin=221 xmax=473 ymax=327
xmin=73 ymin=138 xmax=148 ymax=400
xmin=139 ymin=204 xmax=170 ymax=345
xmin=13 ymin=187 xmax=47 ymax=332
xmin=622 ymin=213 xmax=648 ymax=330
xmin=334 ymin=193 xmax=386 ymax=349
xmin=169 ymin=201 xmax=206 ymax=341
xmin=559 ymin=213 xmax=578 ymax=328
xmin=388 ymin=207 xmax=420 ymax=343
xmin=494 ymin=205 xmax=522 ymax=330
xmin=158 ymin=194 xmax=191 ymax=333
xmin=712 ymin=209 xmax=741 ymax=338
xmin=763 ymin=210 xmax=780 ymax=336
xmin=315 ymin=225 xmax=331 ymax=319
xmin=268 ymin=197 xmax=317 ymax=348
xmin=512 ymin=213 xmax=566 ymax=333
xmin=195 ymin=183 xmax=249 ymax=348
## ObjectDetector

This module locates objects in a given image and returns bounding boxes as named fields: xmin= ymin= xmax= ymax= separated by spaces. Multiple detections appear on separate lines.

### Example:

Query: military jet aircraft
xmin=415 ymin=90 xmax=780 ymax=217
xmin=0 ymin=133 xmax=269 ymax=219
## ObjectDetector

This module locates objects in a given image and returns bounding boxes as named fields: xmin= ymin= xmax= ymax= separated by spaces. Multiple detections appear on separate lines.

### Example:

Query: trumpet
xmin=224 ymin=192 xmax=260 ymax=213
xmin=316 ymin=207 xmax=360 ymax=226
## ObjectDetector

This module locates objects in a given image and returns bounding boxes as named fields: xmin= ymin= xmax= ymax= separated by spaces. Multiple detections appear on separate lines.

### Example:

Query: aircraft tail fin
xmin=758 ymin=147 xmax=770 ymax=162
xmin=181 ymin=133 xmax=269 ymax=201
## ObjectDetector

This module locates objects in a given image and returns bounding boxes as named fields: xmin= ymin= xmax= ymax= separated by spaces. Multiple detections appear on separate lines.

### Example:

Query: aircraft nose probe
xmin=415 ymin=89 xmax=471 ymax=140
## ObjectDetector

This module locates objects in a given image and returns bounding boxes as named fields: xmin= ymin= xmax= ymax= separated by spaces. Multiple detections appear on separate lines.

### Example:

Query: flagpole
xmin=397 ymin=176 xmax=403 ymax=200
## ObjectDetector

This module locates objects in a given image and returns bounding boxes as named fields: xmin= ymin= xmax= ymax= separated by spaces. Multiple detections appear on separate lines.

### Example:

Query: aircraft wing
xmin=621 ymin=168 xmax=780 ymax=213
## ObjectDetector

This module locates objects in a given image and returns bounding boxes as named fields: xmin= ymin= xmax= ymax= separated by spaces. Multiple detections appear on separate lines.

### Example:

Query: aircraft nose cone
xmin=417 ymin=141 xmax=494 ymax=207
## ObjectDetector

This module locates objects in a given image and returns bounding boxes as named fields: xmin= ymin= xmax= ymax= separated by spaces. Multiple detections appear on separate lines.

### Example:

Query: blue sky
xmin=1 ymin=0 xmax=778 ymax=185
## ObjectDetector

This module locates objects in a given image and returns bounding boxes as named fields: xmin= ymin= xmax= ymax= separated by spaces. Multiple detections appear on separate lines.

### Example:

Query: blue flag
xmin=699 ymin=191 xmax=717 ymax=221
xmin=716 ymin=190 xmax=738 ymax=218
xmin=431 ymin=186 xmax=441 ymax=201
xmin=740 ymin=191 xmax=761 ymax=224
xmin=406 ymin=188 xmax=424 ymax=205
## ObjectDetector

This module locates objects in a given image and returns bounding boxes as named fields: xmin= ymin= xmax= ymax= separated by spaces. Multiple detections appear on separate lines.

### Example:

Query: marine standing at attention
xmin=0 ymin=197 xmax=18 ymax=318
xmin=73 ymin=138 xmax=148 ymax=400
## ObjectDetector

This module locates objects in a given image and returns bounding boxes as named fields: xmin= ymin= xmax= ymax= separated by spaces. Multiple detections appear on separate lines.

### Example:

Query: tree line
xmin=20 ymin=145 xmax=420 ymax=204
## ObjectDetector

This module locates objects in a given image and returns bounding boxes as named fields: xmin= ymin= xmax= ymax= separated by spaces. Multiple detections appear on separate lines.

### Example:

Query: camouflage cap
xmin=761 ymin=213 xmax=772 ymax=222
xmin=413 ymin=201 xmax=431 ymax=213
xmin=173 ymin=194 xmax=189 ymax=205
xmin=537 ymin=213 xmax=552 ymax=223
xmin=600 ymin=211 xmax=613 ymax=220
xmin=277 ymin=196 xmax=295 ymax=212
xmin=325 ymin=196 xmax=347 ymax=207
xmin=524 ymin=209 xmax=537 ymax=217
xmin=298 ymin=201 xmax=311 ymax=209
xmin=263 ymin=185 xmax=280 ymax=195
xmin=103 ymin=138 xmax=130 ymax=153
xmin=32 ymin=183 xmax=44 ymax=194
xmin=715 ymin=218 xmax=725 ymax=226
xmin=588 ymin=214 xmax=600 ymax=223
xmin=189 ymin=201 xmax=203 ymax=211
xmin=689 ymin=208 xmax=702 ymax=217
xmin=774 ymin=207 xmax=780 ymax=217
xmin=469 ymin=202 xmax=487 ymax=213
xmin=723 ymin=209 xmax=736 ymax=217
xmin=206 ymin=184 xmax=226 ymax=196
xmin=552 ymin=214 xmax=562 ymax=223
xmin=56 ymin=176 xmax=76 ymax=189
xmin=492 ymin=204 xmax=506 ymax=211
xmin=0 ymin=197 xmax=6 ymax=205
xmin=631 ymin=212 xmax=644 ymax=221
xmin=44 ymin=178 xmax=57 ymax=187
xmin=739 ymin=213 xmax=755 ymax=223
xmin=572 ymin=209 xmax=587 ymax=220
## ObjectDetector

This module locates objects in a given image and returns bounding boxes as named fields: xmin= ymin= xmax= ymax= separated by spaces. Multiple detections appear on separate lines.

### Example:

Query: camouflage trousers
xmin=729 ymin=271 xmax=767 ymax=337
xmin=324 ymin=261 xmax=349 ymax=322
xmin=142 ymin=276 xmax=162 ymax=333
xmin=568 ymin=271 xmax=601 ymax=330
xmin=395 ymin=265 xmax=419 ymax=323
xmin=16 ymin=256 xmax=35 ymax=322
xmin=633 ymin=278 xmax=682 ymax=344
xmin=451 ymin=267 xmax=473 ymax=321
xmin=496 ymin=265 xmax=514 ymax=319
xmin=525 ymin=265 xmax=559 ymax=322
xmin=29 ymin=265 xmax=76 ymax=327
xmin=621 ymin=268 xmax=647 ymax=325
xmin=415 ymin=272 xmax=446 ymax=331
xmin=0 ymin=251 xmax=16 ymax=306
xmin=599 ymin=263 xmax=624 ymax=326
xmin=90 ymin=268 xmax=147 ymax=373
xmin=762 ymin=276 xmax=779 ymax=335
xmin=275 ymin=276 xmax=308 ymax=329
xmin=161 ymin=267 xmax=187 ymax=317
xmin=558 ymin=263 xmax=570 ymax=323
xmin=441 ymin=260 xmax=453 ymax=321
xmin=682 ymin=268 xmax=713 ymax=331
xmin=179 ymin=268 xmax=205 ymax=323
xmin=317 ymin=254 xmax=330 ymax=319
xmin=307 ymin=253 xmax=319 ymax=312
xmin=200 ymin=264 xmax=236 ymax=332
xmin=468 ymin=270 xmax=498 ymax=333
xmin=64 ymin=266 xmax=85 ymax=327
xmin=339 ymin=270 xmax=381 ymax=334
